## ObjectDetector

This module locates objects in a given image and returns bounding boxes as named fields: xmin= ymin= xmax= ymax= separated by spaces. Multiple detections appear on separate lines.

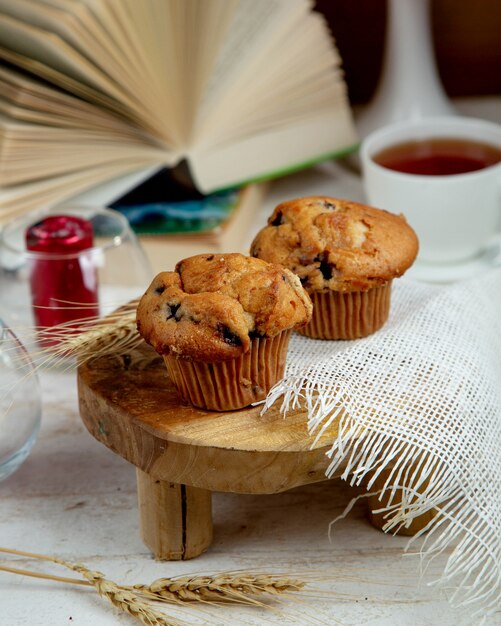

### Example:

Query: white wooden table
xmin=2 ymin=362 xmax=487 ymax=626
xmin=1 ymin=100 xmax=500 ymax=625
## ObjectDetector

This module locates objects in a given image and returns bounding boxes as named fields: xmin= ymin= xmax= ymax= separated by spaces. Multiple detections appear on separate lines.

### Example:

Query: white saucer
xmin=407 ymin=242 xmax=501 ymax=284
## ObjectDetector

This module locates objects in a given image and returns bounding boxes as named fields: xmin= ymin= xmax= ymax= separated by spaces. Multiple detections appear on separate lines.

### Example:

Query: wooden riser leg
xmin=366 ymin=467 xmax=437 ymax=536
xmin=136 ymin=469 xmax=213 ymax=560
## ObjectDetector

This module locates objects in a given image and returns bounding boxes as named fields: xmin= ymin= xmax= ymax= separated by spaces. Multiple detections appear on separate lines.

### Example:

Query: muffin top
xmin=136 ymin=253 xmax=312 ymax=361
xmin=250 ymin=196 xmax=418 ymax=292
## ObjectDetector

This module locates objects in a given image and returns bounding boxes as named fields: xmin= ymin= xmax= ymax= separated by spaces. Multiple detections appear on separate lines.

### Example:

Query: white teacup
xmin=360 ymin=117 xmax=501 ymax=264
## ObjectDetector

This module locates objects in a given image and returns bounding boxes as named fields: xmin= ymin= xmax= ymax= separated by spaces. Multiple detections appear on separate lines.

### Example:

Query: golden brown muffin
xmin=137 ymin=253 xmax=312 ymax=410
xmin=251 ymin=197 xmax=418 ymax=339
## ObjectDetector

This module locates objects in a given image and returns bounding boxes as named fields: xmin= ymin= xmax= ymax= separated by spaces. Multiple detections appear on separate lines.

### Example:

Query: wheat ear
xmin=0 ymin=547 xmax=306 ymax=612
xmin=68 ymin=563 xmax=181 ymax=626
xmin=4 ymin=300 xmax=142 ymax=374
xmin=130 ymin=573 xmax=305 ymax=606
xmin=37 ymin=300 xmax=141 ymax=366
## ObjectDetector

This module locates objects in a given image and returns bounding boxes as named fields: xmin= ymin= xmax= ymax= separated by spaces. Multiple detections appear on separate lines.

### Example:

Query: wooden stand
xmin=78 ymin=343 xmax=433 ymax=559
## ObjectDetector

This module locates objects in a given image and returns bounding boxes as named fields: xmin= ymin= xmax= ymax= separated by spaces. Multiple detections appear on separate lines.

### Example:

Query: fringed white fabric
xmin=264 ymin=270 xmax=501 ymax=619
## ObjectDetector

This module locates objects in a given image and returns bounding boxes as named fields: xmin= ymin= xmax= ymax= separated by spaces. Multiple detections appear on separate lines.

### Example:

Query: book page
xmin=118 ymin=0 xmax=187 ymax=147
xmin=161 ymin=0 xmax=239 ymax=146
xmin=189 ymin=2 xmax=356 ymax=192
xmin=0 ymin=45 xmax=145 ymax=129
xmin=0 ymin=66 xmax=148 ymax=138
xmin=0 ymin=160 xmax=171 ymax=217
xmin=80 ymin=0 xmax=163 ymax=90
xmin=0 ymin=95 xmax=144 ymax=138
xmin=0 ymin=141 xmax=166 ymax=188
xmin=0 ymin=9 xmax=175 ymax=142
xmin=195 ymin=0 xmax=310 ymax=134
xmin=40 ymin=0 xmax=154 ymax=88
xmin=0 ymin=97 xmax=133 ymax=136
xmin=0 ymin=113 xmax=172 ymax=186
xmin=0 ymin=0 xmax=157 ymax=123
xmin=0 ymin=14 xmax=127 ymax=102
xmin=46 ymin=0 xmax=167 ymax=121
xmin=197 ymin=16 xmax=348 ymax=149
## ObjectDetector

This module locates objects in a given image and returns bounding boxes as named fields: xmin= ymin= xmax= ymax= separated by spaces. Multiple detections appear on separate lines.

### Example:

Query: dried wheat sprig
xmin=0 ymin=548 xmax=180 ymax=626
xmin=35 ymin=299 xmax=140 ymax=363
xmin=4 ymin=300 xmax=141 ymax=372
xmin=69 ymin=564 xmax=181 ymax=626
xmin=129 ymin=573 xmax=305 ymax=606
xmin=0 ymin=547 xmax=306 ymax=610
xmin=0 ymin=563 xmax=88 ymax=586
xmin=58 ymin=311 xmax=139 ymax=364
xmin=1 ymin=566 xmax=177 ymax=625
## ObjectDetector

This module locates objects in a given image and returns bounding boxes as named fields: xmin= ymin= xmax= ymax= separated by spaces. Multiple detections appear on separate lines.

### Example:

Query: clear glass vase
xmin=0 ymin=321 xmax=42 ymax=481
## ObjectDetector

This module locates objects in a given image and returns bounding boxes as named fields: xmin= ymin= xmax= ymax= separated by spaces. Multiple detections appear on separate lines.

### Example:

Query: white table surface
xmin=2 ymin=101 xmax=501 ymax=626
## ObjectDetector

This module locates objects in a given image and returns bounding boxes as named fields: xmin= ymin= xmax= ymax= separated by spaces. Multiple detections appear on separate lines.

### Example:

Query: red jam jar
xmin=26 ymin=215 xmax=99 ymax=335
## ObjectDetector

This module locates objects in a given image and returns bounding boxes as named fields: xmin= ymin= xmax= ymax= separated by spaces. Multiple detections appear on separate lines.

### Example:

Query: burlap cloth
xmin=264 ymin=269 xmax=501 ymax=620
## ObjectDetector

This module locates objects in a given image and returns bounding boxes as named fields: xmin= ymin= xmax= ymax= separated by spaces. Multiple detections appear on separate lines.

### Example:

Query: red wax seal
xmin=26 ymin=215 xmax=99 ymax=337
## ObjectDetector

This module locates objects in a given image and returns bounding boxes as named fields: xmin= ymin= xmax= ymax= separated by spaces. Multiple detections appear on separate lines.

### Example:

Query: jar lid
xmin=26 ymin=215 xmax=94 ymax=254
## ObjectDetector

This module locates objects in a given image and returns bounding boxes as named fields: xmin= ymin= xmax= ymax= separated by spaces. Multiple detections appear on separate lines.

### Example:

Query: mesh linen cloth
xmin=264 ymin=269 xmax=501 ymax=620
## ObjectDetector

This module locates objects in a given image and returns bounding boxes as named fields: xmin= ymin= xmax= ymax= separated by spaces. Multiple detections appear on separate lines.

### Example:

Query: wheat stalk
xmin=0 ymin=546 xmax=307 ymax=624
xmin=34 ymin=299 xmax=141 ymax=365
xmin=69 ymin=563 xmax=181 ymax=626
xmin=0 ymin=548 xmax=180 ymax=625
xmin=61 ymin=311 xmax=139 ymax=364
xmin=3 ymin=300 xmax=141 ymax=375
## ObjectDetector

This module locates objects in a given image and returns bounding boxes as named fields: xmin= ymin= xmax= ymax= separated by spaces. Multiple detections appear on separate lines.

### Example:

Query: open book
xmin=0 ymin=0 xmax=357 ymax=221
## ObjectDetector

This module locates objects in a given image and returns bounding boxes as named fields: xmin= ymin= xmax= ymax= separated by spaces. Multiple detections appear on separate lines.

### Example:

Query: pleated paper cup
xmin=164 ymin=330 xmax=291 ymax=411
xmin=298 ymin=281 xmax=392 ymax=340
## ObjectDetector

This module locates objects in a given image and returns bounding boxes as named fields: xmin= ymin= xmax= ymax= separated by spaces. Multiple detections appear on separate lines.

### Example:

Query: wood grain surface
xmin=78 ymin=342 xmax=345 ymax=495
xmin=137 ymin=469 xmax=213 ymax=559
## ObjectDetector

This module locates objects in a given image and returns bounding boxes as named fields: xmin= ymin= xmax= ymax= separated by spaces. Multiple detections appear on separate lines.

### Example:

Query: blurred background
xmin=317 ymin=0 xmax=501 ymax=104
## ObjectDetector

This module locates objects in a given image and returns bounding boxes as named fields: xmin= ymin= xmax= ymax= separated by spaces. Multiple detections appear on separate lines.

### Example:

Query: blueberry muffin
xmin=136 ymin=253 xmax=312 ymax=410
xmin=250 ymin=197 xmax=418 ymax=339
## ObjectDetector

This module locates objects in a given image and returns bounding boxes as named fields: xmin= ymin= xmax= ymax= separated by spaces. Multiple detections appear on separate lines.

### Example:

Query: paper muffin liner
xmin=298 ymin=281 xmax=392 ymax=340
xmin=163 ymin=330 xmax=291 ymax=411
